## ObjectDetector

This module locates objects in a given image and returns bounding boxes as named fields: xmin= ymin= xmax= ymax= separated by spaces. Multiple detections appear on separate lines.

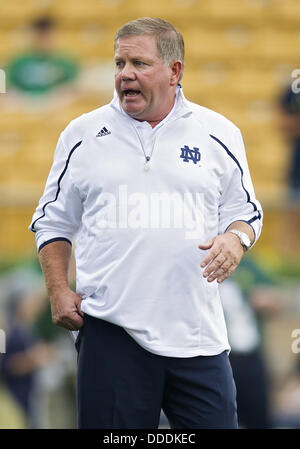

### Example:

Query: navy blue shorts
xmin=76 ymin=314 xmax=237 ymax=429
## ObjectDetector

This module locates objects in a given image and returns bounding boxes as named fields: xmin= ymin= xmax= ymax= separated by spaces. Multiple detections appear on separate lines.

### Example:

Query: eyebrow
xmin=114 ymin=55 xmax=154 ymax=63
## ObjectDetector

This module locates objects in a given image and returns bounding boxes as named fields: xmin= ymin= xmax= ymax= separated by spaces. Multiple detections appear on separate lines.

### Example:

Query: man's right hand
xmin=50 ymin=288 xmax=84 ymax=330
xmin=38 ymin=241 xmax=83 ymax=331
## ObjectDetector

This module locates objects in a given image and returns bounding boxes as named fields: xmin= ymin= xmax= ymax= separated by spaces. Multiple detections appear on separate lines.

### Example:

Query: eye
xmin=134 ymin=60 xmax=145 ymax=66
xmin=115 ymin=61 xmax=124 ymax=68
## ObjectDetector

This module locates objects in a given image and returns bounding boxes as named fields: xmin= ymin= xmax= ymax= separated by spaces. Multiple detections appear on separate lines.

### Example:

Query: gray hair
xmin=114 ymin=17 xmax=185 ymax=82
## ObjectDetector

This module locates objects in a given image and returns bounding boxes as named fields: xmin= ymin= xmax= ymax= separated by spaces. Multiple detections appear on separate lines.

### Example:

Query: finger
xmin=76 ymin=302 xmax=84 ymax=318
xmin=54 ymin=312 xmax=84 ymax=330
xmin=198 ymin=238 xmax=214 ymax=251
xmin=203 ymin=252 xmax=226 ymax=278
xmin=71 ymin=296 xmax=84 ymax=319
xmin=55 ymin=318 xmax=74 ymax=330
xmin=200 ymin=245 xmax=220 ymax=268
xmin=68 ymin=312 xmax=84 ymax=329
xmin=62 ymin=317 xmax=83 ymax=331
xmin=216 ymin=264 xmax=236 ymax=284
xmin=207 ymin=260 xmax=232 ymax=282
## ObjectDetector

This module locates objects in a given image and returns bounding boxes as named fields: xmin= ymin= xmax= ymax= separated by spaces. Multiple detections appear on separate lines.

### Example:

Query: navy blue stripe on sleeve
xmin=209 ymin=134 xmax=262 ymax=220
xmin=38 ymin=237 xmax=72 ymax=253
xmin=247 ymin=215 xmax=260 ymax=224
xmin=31 ymin=140 xmax=82 ymax=232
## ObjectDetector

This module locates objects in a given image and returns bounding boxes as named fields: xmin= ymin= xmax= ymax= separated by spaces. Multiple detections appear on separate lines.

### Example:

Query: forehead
xmin=114 ymin=34 xmax=160 ymax=58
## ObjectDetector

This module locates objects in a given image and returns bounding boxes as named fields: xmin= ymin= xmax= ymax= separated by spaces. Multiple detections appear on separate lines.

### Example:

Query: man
xmin=29 ymin=18 xmax=263 ymax=429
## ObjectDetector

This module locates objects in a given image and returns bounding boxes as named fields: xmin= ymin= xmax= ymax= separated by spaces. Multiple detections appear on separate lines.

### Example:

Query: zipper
xmin=111 ymin=98 xmax=192 ymax=171
xmin=129 ymin=122 xmax=156 ymax=171
xmin=128 ymin=113 xmax=186 ymax=171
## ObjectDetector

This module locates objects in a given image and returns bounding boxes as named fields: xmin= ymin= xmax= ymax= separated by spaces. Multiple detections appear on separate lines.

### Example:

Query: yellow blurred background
xmin=1 ymin=0 xmax=300 ymax=262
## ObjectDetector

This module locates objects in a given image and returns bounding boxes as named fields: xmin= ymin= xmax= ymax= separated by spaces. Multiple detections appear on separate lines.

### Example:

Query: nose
xmin=120 ymin=63 xmax=136 ymax=81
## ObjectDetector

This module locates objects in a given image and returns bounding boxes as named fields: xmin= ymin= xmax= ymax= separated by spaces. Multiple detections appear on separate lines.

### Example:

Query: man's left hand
xmin=198 ymin=233 xmax=245 ymax=283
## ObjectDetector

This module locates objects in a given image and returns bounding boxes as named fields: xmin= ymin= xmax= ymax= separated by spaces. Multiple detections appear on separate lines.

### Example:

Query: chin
xmin=124 ymin=108 xmax=144 ymax=119
xmin=122 ymin=100 xmax=146 ymax=118
xmin=127 ymin=111 xmax=142 ymax=118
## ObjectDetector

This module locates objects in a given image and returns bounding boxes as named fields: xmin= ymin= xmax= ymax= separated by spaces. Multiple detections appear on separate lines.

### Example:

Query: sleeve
xmin=217 ymin=128 xmax=263 ymax=247
xmin=29 ymin=132 xmax=83 ymax=252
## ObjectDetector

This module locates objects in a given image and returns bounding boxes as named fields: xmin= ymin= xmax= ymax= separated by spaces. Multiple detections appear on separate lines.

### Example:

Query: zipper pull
xmin=144 ymin=156 xmax=151 ymax=171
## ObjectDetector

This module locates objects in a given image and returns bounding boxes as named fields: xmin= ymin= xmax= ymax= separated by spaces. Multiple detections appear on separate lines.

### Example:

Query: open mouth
xmin=123 ymin=89 xmax=141 ymax=97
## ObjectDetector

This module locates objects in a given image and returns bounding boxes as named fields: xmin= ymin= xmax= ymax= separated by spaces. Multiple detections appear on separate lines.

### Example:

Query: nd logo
xmin=180 ymin=145 xmax=201 ymax=165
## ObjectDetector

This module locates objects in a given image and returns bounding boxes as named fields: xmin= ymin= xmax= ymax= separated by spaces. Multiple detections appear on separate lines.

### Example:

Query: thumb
xmin=74 ymin=295 xmax=84 ymax=318
xmin=198 ymin=238 xmax=214 ymax=250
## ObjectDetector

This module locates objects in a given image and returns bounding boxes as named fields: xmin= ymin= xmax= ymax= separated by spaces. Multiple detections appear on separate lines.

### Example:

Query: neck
xmin=141 ymin=95 xmax=177 ymax=128
xmin=147 ymin=119 xmax=163 ymax=128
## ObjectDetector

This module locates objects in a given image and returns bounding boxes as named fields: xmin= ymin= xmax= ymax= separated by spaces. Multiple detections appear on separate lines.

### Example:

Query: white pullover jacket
xmin=30 ymin=87 xmax=263 ymax=357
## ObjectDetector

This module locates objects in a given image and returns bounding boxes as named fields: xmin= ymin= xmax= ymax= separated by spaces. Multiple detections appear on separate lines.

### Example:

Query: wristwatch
xmin=228 ymin=229 xmax=252 ymax=252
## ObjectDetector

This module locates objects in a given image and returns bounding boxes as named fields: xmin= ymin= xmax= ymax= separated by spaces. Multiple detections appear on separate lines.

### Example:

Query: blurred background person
xmin=6 ymin=16 xmax=79 ymax=97
xmin=3 ymin=16 xmax=80 ymax=113
xmin=220 ymin=256 xmax=283 ymax=428
xmin=278 ymin=82 xmax=300 ymax=201
xmin=0 ymin=268 xmax=55 ymax=428
xmin=273 ymin=356 xmax=300 ymax=428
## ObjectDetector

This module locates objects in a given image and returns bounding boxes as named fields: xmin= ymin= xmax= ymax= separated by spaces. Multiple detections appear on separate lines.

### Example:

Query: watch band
xmin=228 ymin=229 xmax=252 ymax=251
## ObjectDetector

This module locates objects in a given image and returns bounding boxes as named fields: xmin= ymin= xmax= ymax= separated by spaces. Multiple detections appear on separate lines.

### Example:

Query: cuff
xmin=38 ymin=237 xmax=72 ymax=253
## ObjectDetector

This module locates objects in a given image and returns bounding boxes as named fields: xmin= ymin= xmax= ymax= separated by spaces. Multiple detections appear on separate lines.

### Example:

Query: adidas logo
xmin=96 ymin=126 xmax=111 ymax=137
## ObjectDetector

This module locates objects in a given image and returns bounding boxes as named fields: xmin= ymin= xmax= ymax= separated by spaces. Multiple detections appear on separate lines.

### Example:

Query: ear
xmin=169 ymin=60 xmax=182 ymax=86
